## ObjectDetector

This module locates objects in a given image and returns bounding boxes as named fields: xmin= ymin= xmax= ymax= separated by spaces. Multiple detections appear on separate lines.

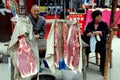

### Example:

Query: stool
xmin=88 ymin=52 xmax=100 ymax=69
xmin=87 ymin=50 xmax=112 ymax=70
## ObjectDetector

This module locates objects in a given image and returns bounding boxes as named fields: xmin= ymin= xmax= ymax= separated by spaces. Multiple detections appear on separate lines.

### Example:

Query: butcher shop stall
xmin=0 ymin=0 xmax=89 ymax=80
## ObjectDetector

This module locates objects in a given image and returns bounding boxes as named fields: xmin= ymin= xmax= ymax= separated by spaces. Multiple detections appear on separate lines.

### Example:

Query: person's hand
xmin=87 ymin=32 xmax=93 ymax=37
xmin=93 ymin=31 xmax=102 ymax=35
xmin=34 ymin=34 xmax=40 ymax=39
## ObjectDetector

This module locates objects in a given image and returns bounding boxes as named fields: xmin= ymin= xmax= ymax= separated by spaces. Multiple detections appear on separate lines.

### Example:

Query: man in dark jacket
xmin=29 ymin=5 xmax=48 ymax=72
xmin=83 ymin=10 xmax=109 ymax=76
xmin=29 ymin=5 xmax=46 ymax=39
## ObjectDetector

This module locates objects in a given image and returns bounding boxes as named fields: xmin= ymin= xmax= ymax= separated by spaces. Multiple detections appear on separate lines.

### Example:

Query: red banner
xmin=68 ymin=14 xmax=86 ymax=34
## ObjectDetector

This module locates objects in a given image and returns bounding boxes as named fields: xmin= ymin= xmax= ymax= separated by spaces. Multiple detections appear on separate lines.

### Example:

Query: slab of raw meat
xmin=17 ymin=36 xmax=37 ymax=78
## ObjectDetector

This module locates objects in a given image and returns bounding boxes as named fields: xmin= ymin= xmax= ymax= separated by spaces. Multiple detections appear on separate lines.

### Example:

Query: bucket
xmin=39 ymin=74 xmax=56 ymax=80
xmin=31 ymin=74 xmax=56 ymax=80
xmin=62 ymin=70 xmax=81 ymax=80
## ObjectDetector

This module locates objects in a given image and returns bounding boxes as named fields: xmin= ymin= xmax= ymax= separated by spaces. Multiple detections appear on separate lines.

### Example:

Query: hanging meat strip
xmin=62 ymin=23 xmax=68 ymax=58
xmin=54 ymin=23 xmax=60 ymax=66
xmin=72 ymin=24 xmax=80 ymax=70
xmin=67 ymin=24 xmax=80 ymax=70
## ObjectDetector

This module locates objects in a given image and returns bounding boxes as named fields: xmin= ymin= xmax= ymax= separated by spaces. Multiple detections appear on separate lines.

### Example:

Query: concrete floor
xmin=0 ymin=36 xmax=120 ymax=80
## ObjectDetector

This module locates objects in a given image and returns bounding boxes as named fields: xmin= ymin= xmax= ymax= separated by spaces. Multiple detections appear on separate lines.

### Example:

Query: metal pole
xmin=71 ymin=0 xmax=72 ymax=12
xmin=55 ymin=0 xmax=57 ymax=20
xmin=92 ymin=0 xmax=94 ymax=9
xmin=74 ymin=0 xmax=78 ymax=24
xmin=23 ymin=0 xmax=27 ymax=15
xmin=109 ymin=0 xmax=112 ymax=7
xmin=64 ymin=0 xmax=66 ymax=20
xmin=38 ymin=0 xmax=40 ymax=6
xmin=9 ymin=57 xmax=14 ymax=80
xmin=82 ymin=47 xmax=87 ymax=80
xmin=80 ymin=0 xmax=82 ymax=9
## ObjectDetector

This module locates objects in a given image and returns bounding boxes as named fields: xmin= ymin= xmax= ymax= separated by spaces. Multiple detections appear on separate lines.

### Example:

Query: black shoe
xmin=100 ymin=70 xmax=104 ymax=76
xmin=101 ymin=71 xmax=104 ymax=76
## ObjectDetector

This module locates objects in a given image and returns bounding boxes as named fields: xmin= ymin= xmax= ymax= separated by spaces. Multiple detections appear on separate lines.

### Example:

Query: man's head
xmin=31 ymin=5 xmax=40 ymax=19
xmin=92 ymin=10 xmax=102 ymax=23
